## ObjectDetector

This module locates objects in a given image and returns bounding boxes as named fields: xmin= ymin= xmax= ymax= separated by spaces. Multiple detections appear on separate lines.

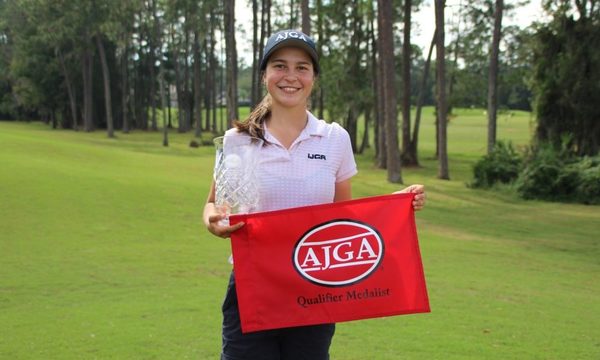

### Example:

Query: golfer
xmin=204 ymin=29 xmax=426 ymax=360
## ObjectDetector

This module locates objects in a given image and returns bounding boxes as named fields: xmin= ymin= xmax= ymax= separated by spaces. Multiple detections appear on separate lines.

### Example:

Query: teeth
xmin=281 ymin=87 xmax=299 ymax=93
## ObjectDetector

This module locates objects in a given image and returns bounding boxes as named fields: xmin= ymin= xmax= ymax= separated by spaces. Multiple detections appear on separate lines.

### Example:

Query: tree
xmin=377 ymin=0 xmax=402 ymax=183
xmin=301 ymin=0 xmax=311 ymax=34
xmin=435 ymin=0 xmax=449 ymax=180
xmin=2 ymin=0 xmax=66 ymax=124
xmin=92 ymin=0 xmax=133 ymax=138
xmin=531 ymin=0 xmax=600 ymax=156
xmin=251 ymin=0 xmax=259 ymax=108
xmin=56 ymin=47 xmax=78 ymax=129
xmin=498 ymin=25 xmax=533 ymax=111
xmin=487 ymin=0 xmax=503 ymax=154
xmin=193 ymin=28 xmax=203 ymax=137
xmin=315 ymin=0 xmax=324 ymax=119
xmin=96 ymin=34 xmax=114 ymax=137
xmin=409 ymin=30 xmax=436 ymax=166
xmin=445 ymin=0 xmax=528 ymax=112
xmin=401 ymin=0 xmax=418 ymax=166
xmin=81 ymin=37 xmax=94 ymax=131
xmin=224 ymin=0 xmax=239 ymax=126
xmin=318 ymin=1 xmax=373 ymax=153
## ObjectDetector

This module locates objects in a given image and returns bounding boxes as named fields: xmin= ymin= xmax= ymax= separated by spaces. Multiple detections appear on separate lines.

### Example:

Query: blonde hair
xmin=234 ymin=93 xmax=272 ymax=142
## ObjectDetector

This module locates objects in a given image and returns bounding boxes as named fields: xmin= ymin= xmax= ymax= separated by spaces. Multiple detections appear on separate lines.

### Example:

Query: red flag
xmin=229 ymin=193 xmax=429 ymax=333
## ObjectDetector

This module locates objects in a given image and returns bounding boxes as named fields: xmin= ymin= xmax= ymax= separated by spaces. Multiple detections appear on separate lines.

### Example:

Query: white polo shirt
xmin=224 ymin=111 xmax=357 ymax=213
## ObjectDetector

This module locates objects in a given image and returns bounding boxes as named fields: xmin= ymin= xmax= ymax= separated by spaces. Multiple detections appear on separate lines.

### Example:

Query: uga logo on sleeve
xmin=292 ymin=220 xmax=384 ymax=287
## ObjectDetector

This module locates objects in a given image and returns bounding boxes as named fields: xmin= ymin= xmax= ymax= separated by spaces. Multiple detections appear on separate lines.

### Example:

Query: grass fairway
xmin=1 ymin=109 xmax=599 ymax=359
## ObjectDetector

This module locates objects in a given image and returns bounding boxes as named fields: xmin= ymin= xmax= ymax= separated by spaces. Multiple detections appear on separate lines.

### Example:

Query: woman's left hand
xmin=394 ymin=184 xmax=426 ymax=211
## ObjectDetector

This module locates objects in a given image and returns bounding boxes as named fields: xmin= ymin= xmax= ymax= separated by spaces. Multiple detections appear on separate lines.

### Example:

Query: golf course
xmin=1 ymin=108 xmax=598 ymax=359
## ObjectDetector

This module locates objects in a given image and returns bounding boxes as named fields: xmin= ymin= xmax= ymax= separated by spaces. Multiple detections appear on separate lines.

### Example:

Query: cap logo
xmin=293 ymin=220 xmax=384 ymax=287
xmin=276 ymin=31 xmax=308 ymax=44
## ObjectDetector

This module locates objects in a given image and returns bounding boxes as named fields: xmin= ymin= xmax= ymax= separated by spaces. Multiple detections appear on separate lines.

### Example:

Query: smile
xmin=279 ymin=86 xmax=301 ymax=93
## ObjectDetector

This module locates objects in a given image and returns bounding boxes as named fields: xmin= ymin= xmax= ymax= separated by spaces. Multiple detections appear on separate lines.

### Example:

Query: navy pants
xmin=221 ymin=272 xmax=335 ymax=360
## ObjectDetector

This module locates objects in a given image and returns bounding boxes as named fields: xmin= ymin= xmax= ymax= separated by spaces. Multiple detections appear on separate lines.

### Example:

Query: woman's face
xmin=264 ymin=47 xmax=316 ymax=110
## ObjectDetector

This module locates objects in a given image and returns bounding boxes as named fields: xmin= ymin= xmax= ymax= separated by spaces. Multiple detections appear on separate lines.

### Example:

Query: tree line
xmin=0 ymin=0 xmax=597 ymax=184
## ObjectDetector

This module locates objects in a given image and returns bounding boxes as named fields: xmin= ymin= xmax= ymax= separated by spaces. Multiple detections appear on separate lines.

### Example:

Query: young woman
xmin=204 ymin=29 xmax=426 ymax=360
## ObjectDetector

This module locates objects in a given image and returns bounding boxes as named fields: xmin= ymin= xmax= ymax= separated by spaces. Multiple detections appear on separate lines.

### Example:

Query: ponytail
xmin=234 ymin=93 xmax=272 ymax=142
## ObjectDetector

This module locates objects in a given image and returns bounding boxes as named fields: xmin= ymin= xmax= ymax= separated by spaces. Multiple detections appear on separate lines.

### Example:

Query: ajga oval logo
xmin=292 ymin=220 xmax=384 ymax=287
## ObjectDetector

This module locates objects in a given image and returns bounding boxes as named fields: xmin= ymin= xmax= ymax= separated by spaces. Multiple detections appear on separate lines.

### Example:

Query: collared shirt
xmin=224 ymin=111 xmax=357 ymax=213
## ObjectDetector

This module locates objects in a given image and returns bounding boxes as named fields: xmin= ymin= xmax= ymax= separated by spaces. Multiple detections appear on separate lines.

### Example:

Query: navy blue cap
xmin=259 ymin=30 xmax=319 ymax=74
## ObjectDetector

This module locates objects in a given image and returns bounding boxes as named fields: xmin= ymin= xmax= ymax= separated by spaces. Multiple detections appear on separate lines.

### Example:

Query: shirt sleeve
xmin=334 ymin=124 xmax=358 ymax=183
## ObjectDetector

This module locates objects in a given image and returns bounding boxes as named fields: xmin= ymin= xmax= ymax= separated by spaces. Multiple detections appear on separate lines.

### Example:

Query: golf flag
xmin=229 ymin=193 xmax=430 ymax=333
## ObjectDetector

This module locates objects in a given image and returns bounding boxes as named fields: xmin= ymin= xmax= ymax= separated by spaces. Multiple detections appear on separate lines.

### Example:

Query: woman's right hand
xmin=204 ymin=203 xmax=245 ymax=238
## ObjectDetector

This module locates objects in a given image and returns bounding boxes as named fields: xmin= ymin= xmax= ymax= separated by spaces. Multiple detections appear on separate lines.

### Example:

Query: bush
xmin=515 ymin=143 xmax=600 ymax=204
xmin=515 ymin=144 xmax=571 ymax=200
xmin=470 ymin=141 xmax=522 ymax=188
xmin=573 ymin=157 xmax=600 ymax=205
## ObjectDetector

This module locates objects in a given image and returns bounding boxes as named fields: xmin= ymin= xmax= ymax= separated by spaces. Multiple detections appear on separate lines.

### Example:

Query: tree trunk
xmin=251 ymin=0 xmax=259 ymax=108
xmin=167 ymin=85 xmax=172 ymax=128
xmin=435 ymin=0 xmax=449 ymax=180
xmin=358 ymin=106 xmax=371 ymax=154
xmin=315 ymin=0 xmax=323 ymax=119
xmin=182 ymin=22 xmax=192 ymax=133
xmin=345 ymin=4 xmax=361 ymax=152
xmin=171 ymin=25 xmax=185 ymax=132
xmin=56 ymin=48 xmax=78 ymax=130
xmin=95 ymin=35 xmax=114 ymax=138
xmin=159 ymin=65 xmax=169 ymax=147
xmin=81 ymin=44 xmax=94 ymax=132
xmin=289 ymin=0 xmax=297 ymax=28
xmin=204 ymin=16 xmax=214 ymax=131
xmin=149 ymin=60 xmax=157 ymax=131
xmin=129 ymin=62 xmax=138 ymax=129
xmin=224 ymin=0 xmax=239 ymax=127
xmin=194 ymin=29 xmax=203 ymax=138
xmin=487 ymin=0 xmax=503 ymax=154
xmin=301 ymin=0 xmax=311 ymax=35
xmin=401 ymin=0 xmax=417 ymax=165
xmin=411 ymin=30 xmax=436 ymax=165
xmin=346 ymin=106 xmax=358 ymax=152
xmin=121 ymin=35 xmax=130 ymax=134
xmin=371 ymin=6 xmax=385 ymax=168
xmin=135 ymin=31 xmax=148 ymax=130
xmin=378 ymin=0 xmax=402 ymax=183
xmin=259 ymin=0 xmax=270 ymax=71
xmin=149 ymin=0 xmax=160 ymax=131
xmin=203 ymin=36 xmax=210 ymax=131
xmin=448 ymin=10 xmax=461 ymax=117
xmin=51 ymin=110 xmax=56 ymax=129
xmin=152 ymin=1 xmax=168 ymax=146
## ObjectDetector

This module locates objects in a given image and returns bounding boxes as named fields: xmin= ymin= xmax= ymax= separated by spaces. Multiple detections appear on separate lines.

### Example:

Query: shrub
xmin=515 ymin=142 xmax=600 ymax=204
xmin=470 ymin=141 xmax=522 ymax=188
xmin=515 ymin=144 xmax=571 ymax=200
xmin=573 ymin=157 xmax=600 ymax=205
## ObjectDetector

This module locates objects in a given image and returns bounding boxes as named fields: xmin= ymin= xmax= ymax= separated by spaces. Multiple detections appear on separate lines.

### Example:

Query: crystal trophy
xmin=213 ymin=135 xmax=263 ymax=224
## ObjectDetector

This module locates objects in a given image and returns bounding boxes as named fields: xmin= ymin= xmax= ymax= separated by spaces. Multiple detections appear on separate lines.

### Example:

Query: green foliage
xmin=470 ymin=140 xmax=522 ymax=188
xmin=446 ymin=2 xmax=533 ymax=111
xmin=530 ymin=6 xmax=600 ymax=156
xmin=571 ymin=157 xmax=600 ymax=204
xmin=472 ymin=135 xmax=600 ymax=204
xmin=515 ymin=142 xmax=600 ymax=204
xmin=515 ymin=143 xmax=574 ymax=201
